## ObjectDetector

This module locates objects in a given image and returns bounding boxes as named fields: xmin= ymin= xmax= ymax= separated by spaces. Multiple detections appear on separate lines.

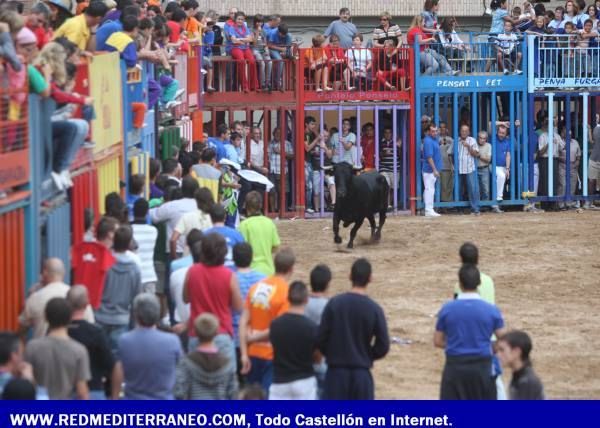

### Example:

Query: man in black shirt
xmin=317 ymin=258 xmax=390 ymax=399
xmin=269 ymin=281 xmax=319 ymax=400
xmin=66 ymin=285 xmax=122 ymax=400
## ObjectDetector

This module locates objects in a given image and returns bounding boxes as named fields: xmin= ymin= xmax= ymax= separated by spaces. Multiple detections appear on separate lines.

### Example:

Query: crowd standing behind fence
xmin=2 ymin=0 xmax=600 ymax=401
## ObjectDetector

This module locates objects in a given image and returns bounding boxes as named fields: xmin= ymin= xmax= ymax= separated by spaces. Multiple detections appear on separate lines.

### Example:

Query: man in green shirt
xmin=238 ymin=191 xmax=280 ymax=275
xmin=453 ymin=242 xmax=495 ymax=303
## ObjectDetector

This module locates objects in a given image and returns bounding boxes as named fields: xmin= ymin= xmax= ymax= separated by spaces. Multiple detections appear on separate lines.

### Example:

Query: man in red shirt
xmin=71 ymin=216 xmax=118 ymax=308
xmin=360 ymin=122 xmax=376 ymax=170
xmin=27 ymin=2 xmax=53 ymax=50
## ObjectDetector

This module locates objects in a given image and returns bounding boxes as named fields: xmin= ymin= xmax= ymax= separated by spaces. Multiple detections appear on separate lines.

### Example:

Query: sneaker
xmin=201 ymin=68 xmax=208 ymax=75
xmin=514 ymin=69 xmax=523 ymax=75
xmin=452 ymin=70 xmax=460 ymax=76
xmin=174 ymin=88 xmax=186 ymax=99
xmin=51 ymin=171 xmax=64 ymax=191
xmin=83 ymin=141 xmax=96 ymax=149
xmin=316 ymin=88 xmax=323 ymax=93
xmin=424 ymin=210 xmax=441 ymax=217
xmin=206 ymin=87 xmax=217 ymax=93
xmin=503 ymin=69 xmax=510 ymax=75
xmin=306 ymin=208 xmax=315 ymax=214
xmin=583 ymin=203 xmax=600 ymax=210
xmin=165 ymin=100 xmax=182 ymax=109
xmin=60 ymin=170 xmax=73 ymax=188
xmin=492 ymin=206 xmax=504 ymax=213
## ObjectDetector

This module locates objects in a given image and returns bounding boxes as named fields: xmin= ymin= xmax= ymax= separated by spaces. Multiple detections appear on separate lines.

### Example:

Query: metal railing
xmin=417 ymin=32 xmax=526 ymax=76
xmin=202 ymin=45 xmax=297 ymax=94
xmin=298 ymin=46 xmax=413 ymax=101
xmin=528 ymin=34 xmax=600 ymax=90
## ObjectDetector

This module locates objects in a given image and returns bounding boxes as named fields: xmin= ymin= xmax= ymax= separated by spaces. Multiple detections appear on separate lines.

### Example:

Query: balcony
xmin=528 ymin=34 xmax=600 ymax=92
xmin=415 ymin=33 xmax=527 ymax=93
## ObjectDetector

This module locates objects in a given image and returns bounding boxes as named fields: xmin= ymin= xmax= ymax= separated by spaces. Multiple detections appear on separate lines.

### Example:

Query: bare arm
xmin=169 ymin=231 xmax=181 ymax=260
xmin=239 ymin=309 xmax=251 ymax=374
xmin=110 ymin=362 xmax=123 ymax=399
xmin=433 ymin=330 xmax=446 ymax=349
xmin=230 ymin=274 xmax=243 ymax=312
xmin=182 ymin=270 xmax=191 ymax=304
xmin=75 ymin=380 xmax=90 ymax=400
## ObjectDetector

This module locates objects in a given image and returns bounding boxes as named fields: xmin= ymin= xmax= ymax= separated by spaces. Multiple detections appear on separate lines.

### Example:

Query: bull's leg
xmin=347 ymin=217 xmax=365 ymax=249
xmin=367 ymin=214 xmax=377 ymax=239
xmin=333 ymin=212 xmax=342 ymax=244
xmin=374 ymin=209 xmax=387 ymax=241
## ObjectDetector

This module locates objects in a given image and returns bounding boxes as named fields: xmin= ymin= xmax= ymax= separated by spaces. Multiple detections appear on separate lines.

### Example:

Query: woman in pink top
xmin=183 ymin=233 xmax=243 ymax=363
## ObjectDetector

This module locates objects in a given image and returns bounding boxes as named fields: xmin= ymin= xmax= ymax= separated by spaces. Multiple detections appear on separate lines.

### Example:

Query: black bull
xmin=327 ymin=162 xmax=389 ymax=249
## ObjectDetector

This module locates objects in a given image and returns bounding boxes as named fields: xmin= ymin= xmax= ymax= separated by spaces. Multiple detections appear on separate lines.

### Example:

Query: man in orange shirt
xmin=182 ymin=0 xmax=202 ymax=44
xmin=239 ymin=248 xmax=295 ymax=394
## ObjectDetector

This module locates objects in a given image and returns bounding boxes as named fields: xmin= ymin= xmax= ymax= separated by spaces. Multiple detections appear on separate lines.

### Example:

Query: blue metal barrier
xmin=42 ymin=198 xmax=71 ymax=283
xmin=414 ymin=34 xmax=531 ymax=211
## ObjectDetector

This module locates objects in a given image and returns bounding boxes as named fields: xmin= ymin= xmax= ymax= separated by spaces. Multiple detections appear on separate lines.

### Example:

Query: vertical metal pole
xmin=452 ymin=92 xmax=459 ymax=203
xmin=357 ymin=105 xmax=361 ymax=166
xmin=392 ymin=106 xmax=398 ymax=211
xmin=415 ymin=93 xmax=422 ymax=212
xmin=402 ymin=109 xmax=408 ymax=211
xmin=583 ymin=93 xmax=589 ymax=197
xmin=565 ymin=95 xmax=572 ymax=204
xmin=279 ymin=107 xmax=286 ymax=218
xmin=548 ymin=93 xmax=555 ymax=197
xmin=509 ymin=91 xmax=515 ymax=201
xmin=374 ymin=106 xmax=380 ymax=170
xmin=319 ymin=107 xmax=325 ymax=216
xmin=491 ymin=91 xmax=498 ymax=202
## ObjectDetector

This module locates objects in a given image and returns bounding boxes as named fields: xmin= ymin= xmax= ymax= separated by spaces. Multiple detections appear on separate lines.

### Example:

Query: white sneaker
xmin=174 ymin=88 xmax=186 ymax=100
xmin=201 ymin=68 xmax=208 ymax=75
xmin=51 ymin=172 xmax=64 ymax=191
xmin=425 ymin=210 xmax=441 ymax=217
xmin=60 ymin=170 xmax=73 ymax=188
xmin=306 ymin=208 xmax=315 ymax=214
xmin=514 ymin=69 xmax=523 ymax=75
xmin=503 ymin=69 xmax=510 ymax=75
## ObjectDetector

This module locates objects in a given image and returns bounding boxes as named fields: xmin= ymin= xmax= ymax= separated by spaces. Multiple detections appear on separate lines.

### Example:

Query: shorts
xmin=589 ymin=159 xmax=600 ymax=181
xmin=312 ymin=170 xmax=335 ymax=195
xmin=269 ymin=173 xmax=290 ymax=193
xmin=154 ymin=260 xmax=166 ymax=294
xmin=202 ymin=56 xmax=213 ymax=69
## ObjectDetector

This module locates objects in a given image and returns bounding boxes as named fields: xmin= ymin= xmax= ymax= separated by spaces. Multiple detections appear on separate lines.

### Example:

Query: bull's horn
xmin=322 ymin=165 xmax=333 ymax=171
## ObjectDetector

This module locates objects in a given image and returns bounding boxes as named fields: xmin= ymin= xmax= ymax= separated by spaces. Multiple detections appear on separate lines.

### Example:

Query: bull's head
xmin=324 ymin=162 xmax=360 ymax=199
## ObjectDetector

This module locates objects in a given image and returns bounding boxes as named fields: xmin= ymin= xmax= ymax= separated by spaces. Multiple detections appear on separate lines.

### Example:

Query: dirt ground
xmin=276 ymin=211 xmax=600 ymax=399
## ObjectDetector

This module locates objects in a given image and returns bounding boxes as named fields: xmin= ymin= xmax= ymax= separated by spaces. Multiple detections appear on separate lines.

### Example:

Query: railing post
xmin=548 ymin=92 xmax=554 ymax=197
xmin=583 ymin=92 xmax=589 ymax=197
xmin=527 ymin=35 xmax=535 ymax=93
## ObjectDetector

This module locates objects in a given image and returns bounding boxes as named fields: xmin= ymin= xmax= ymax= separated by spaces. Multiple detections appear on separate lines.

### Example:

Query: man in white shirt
xmin=537 ymin=116 xmax=565 ymax=209
xmin=149 ymin=176 xmax=199 ymax=257
xmin=19 ymin=258 xmax=94 ymax=338
xmin=331 ymin=119 xmax=358 ymax=166
xmin=448 ymin=125 xmax=481 ymax=215
xmin=169 ymin=187 xmax=213 ymax=259
xmin=131 ymin=199 xmax=158 ymax=294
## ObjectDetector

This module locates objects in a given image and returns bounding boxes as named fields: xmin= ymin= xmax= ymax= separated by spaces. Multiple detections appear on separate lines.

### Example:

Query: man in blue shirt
xmin=492 ymin=124 xmax=511 ymax=213
xmin=422 ymin=123 xmax=443 ymax=217
xmin=207 ymin=124 xmax=229 ymax=162
xmin=434 ymin=264 xmax=506 ymax=400
xmin=324 ymin=8 xmax=358 ymax=49
xmin=105 ymin=15 xmax=139 ymax=68
xmin=267 ymin=23 xmax=292 ymax=91
xmin=204 ymin=205 xmax=245 ymax=269
xmin=96 ymin=4 xmax=139 ymax=51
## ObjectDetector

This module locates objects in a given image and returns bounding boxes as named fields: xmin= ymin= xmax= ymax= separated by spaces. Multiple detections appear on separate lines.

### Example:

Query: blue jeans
xmin=52 ymin=119 xmax=88 ymax=172
xmin=269 ymin=36 xmax=291 ymax=89
xmin=462 ymin=171 xmax=480 ymax=213
xmin=252 ymin=49 xmax=272 ymax=88
xmin=247 ymin=357 xmax=273 ymax=396
xmin=477 ymin=166 xmax=490 ymax=201
xmin=96 ymin=323 xmax=128 ymax=357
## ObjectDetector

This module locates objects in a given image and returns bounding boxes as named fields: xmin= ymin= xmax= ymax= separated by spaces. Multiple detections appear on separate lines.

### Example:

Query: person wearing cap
xmin=15 ymin=27 xmax=51 ymax=97
xmin=53 ymin=0 xmax=108 ymax=50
